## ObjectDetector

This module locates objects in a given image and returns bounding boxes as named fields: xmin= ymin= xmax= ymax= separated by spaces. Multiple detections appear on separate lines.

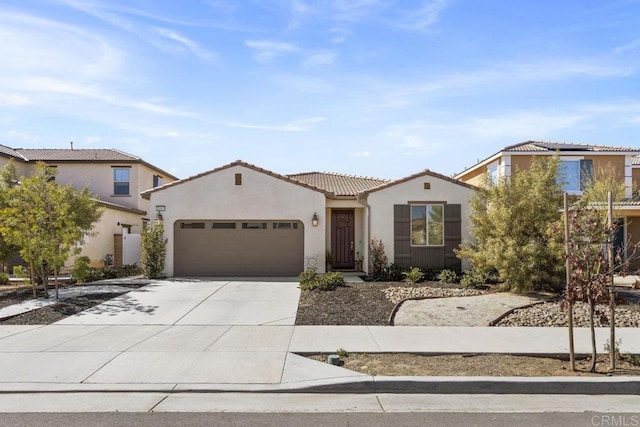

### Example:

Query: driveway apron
xmin=0 ymin=279 xmax=303 ymax=386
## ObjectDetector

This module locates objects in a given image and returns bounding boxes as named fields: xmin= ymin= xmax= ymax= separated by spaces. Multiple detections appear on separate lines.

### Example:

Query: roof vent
xmin=70 ymin=141 xmax=74 ymax=150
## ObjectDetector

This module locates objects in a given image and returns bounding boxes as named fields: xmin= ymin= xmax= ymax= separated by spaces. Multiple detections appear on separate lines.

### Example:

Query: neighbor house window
xmin=487 ymin=163 xmax=499 ymax=185
xmin=113 ymin=167 xmax=130 ymax=195
xmin=153 ymin=175 xmax=163 ymax=188
xmin=559 ymin=159 xmax=593 ymax=192
xmin=411 ymin=204 xmax=444 ymax=246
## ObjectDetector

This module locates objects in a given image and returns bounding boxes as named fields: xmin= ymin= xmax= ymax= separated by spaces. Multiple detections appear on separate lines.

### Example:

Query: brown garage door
xmin=174 ymin=220 xmax=304 ymax=276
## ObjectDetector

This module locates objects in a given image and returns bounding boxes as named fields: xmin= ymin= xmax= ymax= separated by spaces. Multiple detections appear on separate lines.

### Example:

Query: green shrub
xmin=141 ymin=220 xmax=167 ymax=279
xmin=121 ymin=264 xmax=142 ymax=277
xmin=71 ymin=256 xmax=92 ymax=283
xmin=298 ymin=270 xmax=345 ymax=291
xmin=380 ymin=263 xmax=404 ymax=281
xmin=460 ymin=268 xmax=487 ymax=289
xmin=12 ymin=265 xmax=28 ymax=279
xmin=437 ymin=269 xmax=458 ymax=284
xmin=0 ymin=272 xmax=8 ymax=285
xmin=369 ymin=238 xmax=389 ymax=279
xmin=317 ymin=271 xmax=346 ymax=290
xmin=402 ymin=267 xmax=424 ymax=285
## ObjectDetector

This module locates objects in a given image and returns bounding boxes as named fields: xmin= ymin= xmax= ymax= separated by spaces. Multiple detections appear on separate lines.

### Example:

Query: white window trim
xmin=559 ymin=157 xmax=586 ymax=195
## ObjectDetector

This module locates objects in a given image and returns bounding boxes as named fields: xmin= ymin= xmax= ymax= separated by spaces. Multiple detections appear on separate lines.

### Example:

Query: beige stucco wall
xmin=148 ymin=164 xmax=327 ymax=277
xmin=69 ymin=207 xmax=144 ymax=268
xmin=0 ymin=158 xmax=29 ymax=178
xmin=51 ymin=163 xmax=158 ymax=211
xmin=366 ymin=175 xmax=475 ymax=272
xmin=456 ymin=165 xmax=486 ymax=186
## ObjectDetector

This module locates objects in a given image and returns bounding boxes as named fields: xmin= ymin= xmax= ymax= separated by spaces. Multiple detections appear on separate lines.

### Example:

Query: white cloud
xmin=245 ymin=39 xmax=299 ymax=63
xmin=303 ymin=51 xmax=337 ymax=67
xmin=7 ymin=129 xmax=37 ymax=141
xmin=155 ymin=27 xmax=217 ymax=61
xmin=23 ymin=77 xmax=196 ymax=117
xmin=614 ymin=39 xmax=640 ymax=54
xmin=222 ymin=116 xmax=325 ymax=131
xmin=0 ymin=93 xmax=29 ymax=106
xmin=395 ymin=0 xmax=450 ymax=32
xmin=332 ymin=0 xmax=386 ymax=22
xmin=466 ymin=111 xmax=587 ymax=139
xmin=385 ymin=121 xmax=439 ymax=152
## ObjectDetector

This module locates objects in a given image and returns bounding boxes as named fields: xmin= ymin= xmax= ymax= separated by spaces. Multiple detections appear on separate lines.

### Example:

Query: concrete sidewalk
xmin=0 ymin=323 xmax=639 ymax=394
xmin=0 ymin=278 xmax=639 ymax=397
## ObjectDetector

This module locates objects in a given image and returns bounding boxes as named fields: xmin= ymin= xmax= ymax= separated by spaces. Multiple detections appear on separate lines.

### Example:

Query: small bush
xmin=402 ymin=267 xmax=424 ymax=285
xmin=378 ymin=263 xmax=404 ymax=281
xmin=298 ymin=270 xmax=345 ymax=291
xmin=0 ymin=272 xmax=8 ymax=285
xmin=12 ymin=265 xmax=28 ymax=279
xmin=369 ymin=238 xmax=389 ymax=279
xmin=71 ymin=256 xmax=92 ymax=283
xmin=437 ymin=269 xmax=458 ymax=284
xmin=460 ymin=268 xmax=487 ymax=289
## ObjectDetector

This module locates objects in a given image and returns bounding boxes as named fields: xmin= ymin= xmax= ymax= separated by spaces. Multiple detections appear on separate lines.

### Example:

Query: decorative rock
xmin=383 ymin=287 xmax=485 ymax=305
xmin=495 ymin=301 xmax=640 ymax=327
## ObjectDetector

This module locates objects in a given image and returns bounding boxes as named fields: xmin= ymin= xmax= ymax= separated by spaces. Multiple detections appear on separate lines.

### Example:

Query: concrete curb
xmin=1 ymin=376 xmax=638 ymax=395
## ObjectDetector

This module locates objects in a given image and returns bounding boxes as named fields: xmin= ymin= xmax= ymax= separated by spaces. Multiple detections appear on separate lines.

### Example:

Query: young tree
xmin=457 ymin=157 xmax=565 ymax=292
xmin=0 ymin=161 xmax=19 ymax=272
xmin=141 ymin=220 xmax=167 ymax=279
xmin=0 ymin=163 xmax=101 ymax=298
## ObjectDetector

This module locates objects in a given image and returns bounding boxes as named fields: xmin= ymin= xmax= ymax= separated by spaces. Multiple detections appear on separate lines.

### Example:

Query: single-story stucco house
xmin=141 ymin=160 xmax=476 ymax=277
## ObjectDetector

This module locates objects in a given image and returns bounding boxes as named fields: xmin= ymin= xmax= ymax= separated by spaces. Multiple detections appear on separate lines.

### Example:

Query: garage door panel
xmin=174 ymin=220 xmax=304 ymax=277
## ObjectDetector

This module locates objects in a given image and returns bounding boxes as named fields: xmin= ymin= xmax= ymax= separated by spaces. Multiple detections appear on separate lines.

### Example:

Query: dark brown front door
xmin=331 ymin=210 xmax=355 ymax=269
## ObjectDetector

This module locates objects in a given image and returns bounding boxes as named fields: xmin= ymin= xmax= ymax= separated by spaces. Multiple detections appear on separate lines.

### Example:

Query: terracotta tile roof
xmin=633 ymin=156 xmax=640 ymax=166
xmin=287 ymin=172 xmax=389 ymax=196
xmin=0 ymin=144 xmax=28 ymax=161
xmin=455 ymin=141 xmax=640 ymax=178
xmin=94 ymin=198 xmax=146 ymax=215
xmin=15 ymin=148 xmax=140 ymax=162
xmin=504 ymin=141 xmax=640 ymax=153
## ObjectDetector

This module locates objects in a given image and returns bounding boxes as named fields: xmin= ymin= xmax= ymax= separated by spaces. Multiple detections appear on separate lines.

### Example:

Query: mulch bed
xmin=0 ymin=293 xmax=127 ymax=325
xmin=295 ymin=281 xmax=460 ymax=325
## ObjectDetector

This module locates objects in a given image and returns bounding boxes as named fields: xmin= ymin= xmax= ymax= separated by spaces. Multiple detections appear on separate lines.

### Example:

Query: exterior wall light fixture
xmin=312 ymin=212 xmax=319 ymax=227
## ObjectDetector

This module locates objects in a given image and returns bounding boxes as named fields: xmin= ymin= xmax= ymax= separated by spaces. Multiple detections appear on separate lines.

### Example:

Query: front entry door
xmin=331 ymin=210 xmax=355 ymax=269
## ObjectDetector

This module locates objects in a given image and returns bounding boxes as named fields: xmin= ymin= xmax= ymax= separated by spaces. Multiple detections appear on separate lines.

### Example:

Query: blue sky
xmin=1 ymin=0 xmax=639 ymax=180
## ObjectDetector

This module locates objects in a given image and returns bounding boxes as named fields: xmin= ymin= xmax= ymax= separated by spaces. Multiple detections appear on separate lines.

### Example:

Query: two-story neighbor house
xmin=455 ymin=141 xmax=640 ymax=269
xmin=0 ymin=144 xmax=178 ymax=268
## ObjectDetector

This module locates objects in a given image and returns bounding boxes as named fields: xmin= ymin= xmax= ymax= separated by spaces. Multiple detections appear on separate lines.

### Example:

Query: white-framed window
xmin=487 ymin=162 xmax=499 ymax=185
xmin=153 ymin=175 xmax=163 ymax=188
xmin=411 ymin=204 xmax=444 ymax=246
xmin=559 ymin=159 xmax=593 ymax=192
xmin=113 ymin=167 xmax=130 ymax=195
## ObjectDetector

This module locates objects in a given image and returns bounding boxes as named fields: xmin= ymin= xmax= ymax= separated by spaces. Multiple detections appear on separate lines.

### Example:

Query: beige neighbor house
xmin=0 ymin=144 xmax=178 ymax=268
xmin=455 ymin=141 xmax=640 ymax=269
xmin=142 ymin=160 xmax=475 ymax=277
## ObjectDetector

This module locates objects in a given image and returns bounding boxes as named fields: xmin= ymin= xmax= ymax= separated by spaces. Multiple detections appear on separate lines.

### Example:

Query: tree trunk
xmin=40 ymin=263 xmax=49 ymax=299
xmin=54 ymin=268 xmax=59 ymax=300
xmin=588 ymin=296 xmax=597 ymax=372
xmin=29 ymin=262 xmax=36 ymax=298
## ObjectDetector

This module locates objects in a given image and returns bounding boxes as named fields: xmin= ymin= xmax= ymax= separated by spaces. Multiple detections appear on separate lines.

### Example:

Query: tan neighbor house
xmin=142 ymin=160 xmax=475 ymax=277
xmin=0 ymin=144 xmax=178 ymax=268
xmin=455 ymin=141 xmax=640 ymax=269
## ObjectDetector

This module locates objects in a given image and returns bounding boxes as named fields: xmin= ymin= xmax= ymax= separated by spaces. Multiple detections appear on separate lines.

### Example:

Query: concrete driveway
xmin=56 ymin=278 xmax=301 ymax=326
